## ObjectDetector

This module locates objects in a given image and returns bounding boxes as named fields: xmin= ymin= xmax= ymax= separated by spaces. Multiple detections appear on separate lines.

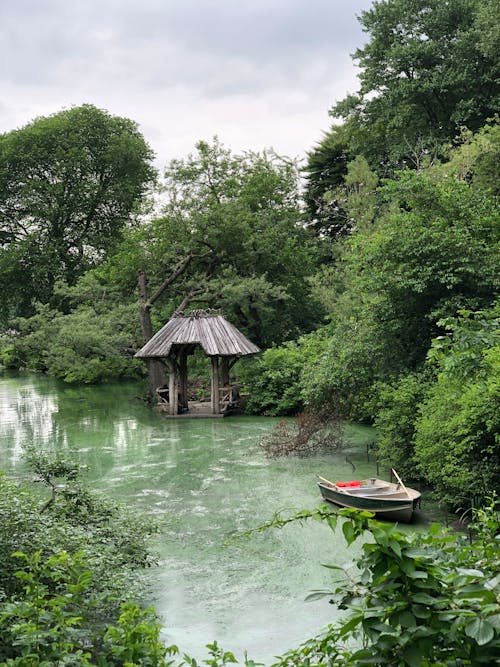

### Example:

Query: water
xmin=0 ymin=372 xmax=381 ymax=663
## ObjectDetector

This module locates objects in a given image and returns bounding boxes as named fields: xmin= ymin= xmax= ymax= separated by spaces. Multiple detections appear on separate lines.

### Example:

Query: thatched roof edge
xmin=135 ymin=313 xmax=260 ymax=358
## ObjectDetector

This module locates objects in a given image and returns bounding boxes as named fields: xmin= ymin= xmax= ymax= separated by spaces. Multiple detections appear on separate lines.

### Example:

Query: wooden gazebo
xmin=135 ymin=310 xmax=260 ymax=417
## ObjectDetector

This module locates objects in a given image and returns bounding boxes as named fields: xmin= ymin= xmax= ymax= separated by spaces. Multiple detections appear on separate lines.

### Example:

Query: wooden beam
xmin=179 ymin=348 xmax=188 ymax=412
xmin=167 ymin=358 xmax=178 ymax=416
xmin=221 ymin=357 xmax=230 ymax=386
xmin=211 ymin=356 xmax=220 ymax=414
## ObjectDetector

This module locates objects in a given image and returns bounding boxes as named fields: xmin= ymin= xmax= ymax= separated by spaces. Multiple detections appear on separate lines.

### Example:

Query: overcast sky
xmin=1 ymin=0 xmax=373 ymax=169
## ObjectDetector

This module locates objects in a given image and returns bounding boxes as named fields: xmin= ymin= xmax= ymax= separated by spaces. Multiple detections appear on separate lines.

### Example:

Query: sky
xmin=0 ymin=0 xmax=373 ymax=169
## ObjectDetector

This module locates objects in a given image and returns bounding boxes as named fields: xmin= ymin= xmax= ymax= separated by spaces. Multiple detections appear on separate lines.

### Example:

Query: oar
xmin=392 ymin=468 xmax=410 ymax=498
xmin=317 ymin=475 xmax=336 ymax=487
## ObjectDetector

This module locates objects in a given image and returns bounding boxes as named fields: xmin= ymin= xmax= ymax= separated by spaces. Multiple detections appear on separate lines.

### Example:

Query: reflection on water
xmin=0 ymin=372 xmax=380 ymax=663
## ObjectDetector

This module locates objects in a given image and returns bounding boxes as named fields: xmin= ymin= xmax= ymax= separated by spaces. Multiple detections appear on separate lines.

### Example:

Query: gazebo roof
xmin=135 ymin=311 xmax=260 ymax=358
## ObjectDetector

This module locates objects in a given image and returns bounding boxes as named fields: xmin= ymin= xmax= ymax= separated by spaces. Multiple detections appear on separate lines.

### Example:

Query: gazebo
xmin=135 ymin=310 xmax=260 ymax=417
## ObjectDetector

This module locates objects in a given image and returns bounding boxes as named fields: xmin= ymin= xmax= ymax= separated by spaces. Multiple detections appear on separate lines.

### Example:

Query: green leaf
xmin=342 ymin=520 xmax=357 ymax=545
xmin=465 ymin=618 xmax=495 ymax=646
xmin=400 ymin=558 xmax=416 ymax=575
xmin=403 ymin=643 xmax=422 ymax=667
xmin=488 ymin=614 xmax=500 ymax=630
xmin=412 ymin=606 xmax=431 ymax=619
xmin=411 ymin=593 xmax=436 ymax=605
xmin=304 ymin=591 xmax=332 ymax=602
xmin=399 ymin=611 xmax=417 ymax=628
xmin=407 ymin=570 xmax=428 ymax=579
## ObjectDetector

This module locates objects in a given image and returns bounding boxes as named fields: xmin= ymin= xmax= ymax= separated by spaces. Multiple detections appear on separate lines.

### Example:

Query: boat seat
xmin=364 ymin=491 xmax=408 ymax=498
xmin=347 ymin=486 xmax=386 ymax=494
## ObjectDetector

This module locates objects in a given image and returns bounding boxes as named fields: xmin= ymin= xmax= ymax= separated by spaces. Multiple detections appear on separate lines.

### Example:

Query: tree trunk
xmin=138 ymin=270 xmax=165 ymax=401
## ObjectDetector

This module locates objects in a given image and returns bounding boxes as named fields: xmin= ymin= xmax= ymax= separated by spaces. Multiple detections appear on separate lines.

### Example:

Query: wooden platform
xmin=156 ymin=401 xmax=228 ymax=418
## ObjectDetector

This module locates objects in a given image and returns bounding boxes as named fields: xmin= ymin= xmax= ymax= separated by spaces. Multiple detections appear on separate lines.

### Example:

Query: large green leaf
xmin=465 ymin=618 xmax=495 ymax=645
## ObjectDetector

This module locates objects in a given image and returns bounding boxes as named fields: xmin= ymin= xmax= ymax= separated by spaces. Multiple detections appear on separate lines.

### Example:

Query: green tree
xmin=1 ymin=275 xmax=143 ymax=383
xmin=303 ymin=149 xmax=498 ymax=420
xmin=114 ymin=138 xmax=323 ymax=349
xmin=331 ymin=0 xmax=499 ymax=172
xmin=414 ymin=308 xmax=500 ymax=507
xmin=0 ymin=105 xmax=156 ymax=322
xmin=160 ymin=140 xmax=322 ymax=346
xmin=374 ymin=370 xmax=432 ymax=480
xmin=303 ymin=126 xmax=351 ymax=237
xmin=1 ymin=139 xmax=324 ymax=384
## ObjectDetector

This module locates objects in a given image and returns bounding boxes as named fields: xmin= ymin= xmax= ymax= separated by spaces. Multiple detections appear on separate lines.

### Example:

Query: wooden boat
xmin=317 ymin=471 xmax=421 ymax=523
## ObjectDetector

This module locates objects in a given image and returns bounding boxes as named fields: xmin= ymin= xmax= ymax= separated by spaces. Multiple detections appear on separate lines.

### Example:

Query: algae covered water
xmin=0 ymin=372 xmax=379 ymax=662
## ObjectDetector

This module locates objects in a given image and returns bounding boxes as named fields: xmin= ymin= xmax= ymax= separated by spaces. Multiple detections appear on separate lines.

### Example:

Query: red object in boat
xmin=335 ymin=480 xmax=361 ymax=488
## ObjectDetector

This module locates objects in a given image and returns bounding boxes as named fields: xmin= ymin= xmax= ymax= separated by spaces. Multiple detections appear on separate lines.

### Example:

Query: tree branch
xmin=172 ymin=287 xmax=207 ymax=317
xmin=144 ymin=252 xmax=195 ymax=308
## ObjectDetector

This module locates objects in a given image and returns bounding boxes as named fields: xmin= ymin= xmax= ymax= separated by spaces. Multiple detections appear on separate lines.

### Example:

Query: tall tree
xmin=131 ymin=139 xmax=323 ymax=348
xmin=331 ymin=0 xmax=499 ymax=171
xmin=0 ymin=105 xmax=156 ymax=321
xmin=303 ymin=126 xmax=350 ymax=237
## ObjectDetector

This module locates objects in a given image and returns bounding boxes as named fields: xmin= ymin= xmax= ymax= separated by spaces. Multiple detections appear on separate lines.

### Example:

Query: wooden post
xmin=179 ymin=349 xmax=188 ymax=412
xmin=221 ymin=357 xmax=230 ymax=386
xmin=167 ymin=357 xmax=178 ymax=416
xmin=211 ymin=356 xmax=220 ymax=414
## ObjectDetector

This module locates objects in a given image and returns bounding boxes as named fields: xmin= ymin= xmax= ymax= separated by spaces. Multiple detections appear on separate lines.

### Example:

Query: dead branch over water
xmin=260 ymin=407 xmax=344 ymax=458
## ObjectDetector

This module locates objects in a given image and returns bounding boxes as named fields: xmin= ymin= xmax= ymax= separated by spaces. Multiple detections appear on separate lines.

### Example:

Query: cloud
xmin=0 ymin=0 xmax=373 ymax=165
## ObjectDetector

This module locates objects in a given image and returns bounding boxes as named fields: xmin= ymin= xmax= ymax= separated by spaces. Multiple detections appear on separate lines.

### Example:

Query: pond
xmin=0 ymin=372 xmax=409 ymax=663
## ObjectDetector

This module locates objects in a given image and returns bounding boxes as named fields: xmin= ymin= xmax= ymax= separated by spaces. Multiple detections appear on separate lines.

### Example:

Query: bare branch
xmin=145 ymin=252 xmax=195 ymax=307
xmin=172 ymin=287 xmax=206 ymax=317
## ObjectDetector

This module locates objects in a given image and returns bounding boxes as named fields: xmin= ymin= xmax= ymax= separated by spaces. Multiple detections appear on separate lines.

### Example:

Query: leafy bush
xmin=414 ymin=309 xmax=500 ymax=508
xmin=6 ymin=299 xmax=143 ymax=384
xmin=240 ymin=330 xmax=329 ymax=416
xmin=0 ymin=451 xmax=159 ymax=639
xmin=270 ymin=502 xmax=500 ymax=666
xmin=0 ymin=551 xmax=178 ymax=666
xmin=239 ymin=501 xmax=500 ymax=667
xmin=374 ymin=370 xmax=433 ymax=480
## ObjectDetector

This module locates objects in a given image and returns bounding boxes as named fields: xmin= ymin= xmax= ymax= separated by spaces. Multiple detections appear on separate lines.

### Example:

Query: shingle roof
xmin=135 ymin=312 xmax=260 ymax=358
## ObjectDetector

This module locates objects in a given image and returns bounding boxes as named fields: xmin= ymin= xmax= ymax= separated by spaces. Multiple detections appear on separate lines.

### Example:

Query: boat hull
xmin=318 ymin=482 xmax=417 ymax=523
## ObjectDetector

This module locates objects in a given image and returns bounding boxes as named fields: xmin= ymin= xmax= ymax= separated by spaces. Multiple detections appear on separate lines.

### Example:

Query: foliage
xmin=2 ymin=289 xmax=143 ymax=383
xmin=242 ymin=342 xmax=308 ymax=416
xmin=374 ymin=370 xmax=433 ymax=481
xmin=2 ymin=137 xmax=327 ymax=384
xmin=133 ymin=139 xmax=324 ymax=348
xmin=0 ymin=550 xmax=178 ymax=666
xmin=304 ymin=167 xmax=499 ymax=420
xmin=331 ymin=0 xmax=499 ymax=172
xmin=413 ymin=308 xmax=500 ymax=508
xmin=269 ymin=503 xmax=500 ymax=666
xmin=101 ymin=602 xmax=178 ymax=666
xmin=0 ymin=550 xmax=96 ymax=664
xmin=0 ymin=451 xmax=159 ymax=636
xmin=304 ymin=145 xmax=380 ymax=239
xmin=438 ymin=120 xmax=500 ymax=196
xmin=0 ymin=105 xmax=156 ymax=323
xmin=303 ymin=126 xmax=350 ymax=237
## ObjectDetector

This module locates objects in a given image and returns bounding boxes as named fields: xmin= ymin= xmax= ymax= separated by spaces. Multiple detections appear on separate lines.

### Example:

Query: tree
xmin=0 ymin=105 xmax=156 ymax=322
xmin=127 ymin=139 xmax=323 ymax=349
xmin=414 ymin=307 xmax=500 ymax=507
xmin=303 ymin=126 xmax=351 ymax=237
xmin=302 ymin=139 xmax=499 ymax=421
xmin=331 ymin=0 xmax=499 ymax=172
xmin=0 ymin=139 xmax=324 ymax=385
